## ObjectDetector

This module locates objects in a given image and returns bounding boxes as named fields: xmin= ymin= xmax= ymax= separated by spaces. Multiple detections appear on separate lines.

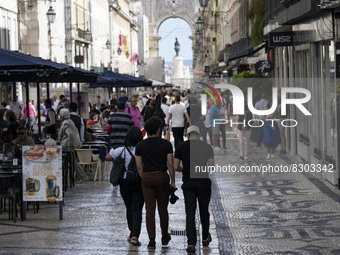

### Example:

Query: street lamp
xmin=195 ymin=16 xmax=204 ymax=31
xmin=46 ymin=6 xmax=56 ymax=24
xmin=46 ymin=6 xmax=56 ymax=60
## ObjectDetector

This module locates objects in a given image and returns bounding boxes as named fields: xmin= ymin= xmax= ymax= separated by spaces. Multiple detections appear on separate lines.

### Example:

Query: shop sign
xmin=268 ymin=32 xmax=293 ymax=47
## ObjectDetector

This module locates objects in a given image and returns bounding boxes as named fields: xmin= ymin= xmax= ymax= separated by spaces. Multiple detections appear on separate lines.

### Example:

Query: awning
xmin=90 ymin=71 xmax=152 ymax=88
xmin=210 ymin=59 xmax=243 ymax=75
xmin=228 ymin=42 xmax=266 ymax=62
xmin=210 ymin=42 xmax=267 ymax=75
xmin=0 ymin=48 xmax=99 ymax=82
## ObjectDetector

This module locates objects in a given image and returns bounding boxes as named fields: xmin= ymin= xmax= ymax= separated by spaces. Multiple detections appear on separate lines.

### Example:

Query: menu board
xmin=22 ymin=145 xmax=63 ymax=202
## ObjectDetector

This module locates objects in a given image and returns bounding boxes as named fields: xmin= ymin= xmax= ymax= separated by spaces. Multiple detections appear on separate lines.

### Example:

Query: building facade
xmin=264 ymin=0 xmax=339 ymax=186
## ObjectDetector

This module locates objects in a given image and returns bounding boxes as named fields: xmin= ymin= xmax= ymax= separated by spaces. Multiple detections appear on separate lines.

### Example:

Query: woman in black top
xmin=135 ymin=116 xmax=175 ymax=250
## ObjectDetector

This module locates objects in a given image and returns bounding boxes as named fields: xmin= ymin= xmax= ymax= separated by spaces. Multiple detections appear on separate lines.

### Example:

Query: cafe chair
xmin=92 ymin=146 xmax=106 ymax=181
xmin=75 ymin=149 xmax=98 ymax=178
xmin=0 ymin=174 xmax=17 ymax=222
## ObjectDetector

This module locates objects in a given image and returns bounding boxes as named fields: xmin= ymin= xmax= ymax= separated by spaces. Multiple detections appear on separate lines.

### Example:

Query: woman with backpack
xmin=105 ymin=126 xmax=144 ymax=246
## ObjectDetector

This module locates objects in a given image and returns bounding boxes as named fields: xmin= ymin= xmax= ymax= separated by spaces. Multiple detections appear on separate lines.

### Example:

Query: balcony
xmin=76 ymin=28 xmax=92 ymax=42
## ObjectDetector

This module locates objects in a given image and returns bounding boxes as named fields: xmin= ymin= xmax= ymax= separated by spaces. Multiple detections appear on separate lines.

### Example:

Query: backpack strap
xmin=125 ymin=146 xmax=134 ymax=157
xmin=128 ymin=107 xmax=131 ymax=114
xmin=118 ymin=148 xmax=125 ymax=158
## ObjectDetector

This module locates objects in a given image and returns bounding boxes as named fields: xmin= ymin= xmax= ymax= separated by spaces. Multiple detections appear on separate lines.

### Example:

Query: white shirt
xmin=109 ymin=146 xmax=135 ymax=178
xmin=169 ymin=103 xmax=187 ymax=128
xmin=161 ymin=104 xmax=170 ymax=125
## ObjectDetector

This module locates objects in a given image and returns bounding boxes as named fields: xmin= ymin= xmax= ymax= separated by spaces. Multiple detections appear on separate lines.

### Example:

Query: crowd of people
xmin=0 ymin=87 xmax=288 ymax=252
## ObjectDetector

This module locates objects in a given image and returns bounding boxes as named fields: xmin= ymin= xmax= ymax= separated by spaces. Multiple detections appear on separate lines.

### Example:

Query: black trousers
xmin=172 ymin=127 xmax=185 ymax=149
xmin=182 ymin=179 xmax=211 ymax=246
xmin=119 ymin=179 xmax=144 ymax=238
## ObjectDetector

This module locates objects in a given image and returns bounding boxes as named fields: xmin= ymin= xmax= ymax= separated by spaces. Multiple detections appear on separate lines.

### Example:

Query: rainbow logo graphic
xmin=197 ymin=82 xmax=223 ymax=107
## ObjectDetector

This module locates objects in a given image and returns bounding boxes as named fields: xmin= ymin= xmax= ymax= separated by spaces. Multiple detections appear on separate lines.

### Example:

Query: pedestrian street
xmin=210 ymin=135 xmax=340 ymax=254
xmin=0 ymin=133 xmax=340 ymax=254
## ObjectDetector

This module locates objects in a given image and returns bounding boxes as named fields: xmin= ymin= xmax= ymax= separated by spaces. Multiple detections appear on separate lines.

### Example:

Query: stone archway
xmin=141 ymin=0 xmax=199 ymax=57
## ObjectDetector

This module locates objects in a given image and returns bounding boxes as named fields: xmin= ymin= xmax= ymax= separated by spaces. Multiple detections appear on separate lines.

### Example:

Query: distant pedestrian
xmin=254 ymin=93 xmax=268 ymax=147
xmin=23 ymin=100 xmax=37 ymax=127
xmin=58 ymin=109 xmax=89 ymax=182
xmin=168 ymin=95 xmax=191 ymax=149
xmin=69 ymin=102 xmax=85 ymax=142
xmin=135 ymin=116 xmax=175 ymax=250
xmin=209 ymin=103 xmax=222 ymax=150
xmin=237 ymin=106 xmax=253 ymax=160
xmin=263 ymin=100 xmax=281 ymax=159
xmin=105 ymin=126 xmax=144 ymax=246
xmin=44 ymin=99 xmax=58 ymax=140
xmin=125 ymin=96 xmax=142 ymax=129
xmin=173 ymin=125 xmax=214 ymax=253
xmin=160 ymin=97 xmax=170 ymax=137
xmin=118 ymin=90 xmax=129 ymax=105
xmin=106 ymin=101 xmax=134 ymax=149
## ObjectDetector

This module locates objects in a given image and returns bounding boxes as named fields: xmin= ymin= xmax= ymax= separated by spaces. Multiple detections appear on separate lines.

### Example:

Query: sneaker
xmin=186 ymin=245 xmax=195 ymax=253
xmin=270 ymin=154 xmax=275 ymax=159
xmin=244 ymin=156 xmax=248 ymax=160
xmin=161 ymin=233 xmax=171 ymax=246
xmin=240 ymin=156 xmax=244 ymax=160
xmin=131 ymin=236 xmax=141 ymax=246
xmin=266 ymin=154 xmax=271 ymax=159
xmin=202 ymin=233 xmax=212 ymax=247
xmin=213 ymin=147 xmax=221 ymax=151
xmin=147 ymin=239 xmax=156 ymax=250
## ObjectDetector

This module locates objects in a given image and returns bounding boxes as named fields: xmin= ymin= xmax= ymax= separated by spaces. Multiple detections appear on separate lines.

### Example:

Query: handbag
xmin=109 ymin=149 xmax=126 ymax=186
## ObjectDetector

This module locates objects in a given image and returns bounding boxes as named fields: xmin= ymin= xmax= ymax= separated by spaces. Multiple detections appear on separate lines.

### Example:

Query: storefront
xmin=268 ymin=12 xmax=339 ymax=186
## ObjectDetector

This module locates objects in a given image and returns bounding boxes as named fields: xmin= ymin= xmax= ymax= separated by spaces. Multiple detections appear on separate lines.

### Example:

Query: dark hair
xmin=144 ymin=116 xmax=162 ymax=135
xmin=175 ymin=95 xmax=181 ymax=102
xmin=1 ymin=102 xmax=7 ymax=107
xmin=161 ymin=97 xmax=167 ymax=104
xmin=17 ymin=126 xmax=26 ymax=132
xmin=59 ymin=94 xmax=65 ymax=100
xmin=44 ymin=99 xmax=52 ymax=107
xmin=5 ymin=110 xmax=16 ymax=122
xmin=124 ymin=126 xmax=143 ymax=147
xmin=69 ymin=102 xmax=78 ymax=112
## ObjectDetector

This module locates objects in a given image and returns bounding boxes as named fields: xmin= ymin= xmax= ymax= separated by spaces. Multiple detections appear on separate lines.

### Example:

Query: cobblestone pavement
xmin=212 ymin=133 xmax=340 ymax=254
xmin=0 ymin=172 xmax=218 ymax=254
xmin=0 ymin=132 xmax=340 ymax=255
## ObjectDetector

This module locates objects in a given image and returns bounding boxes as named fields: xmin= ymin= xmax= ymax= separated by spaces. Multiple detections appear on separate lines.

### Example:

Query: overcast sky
xmin=158 ymin=18 xmax=193 ymax=63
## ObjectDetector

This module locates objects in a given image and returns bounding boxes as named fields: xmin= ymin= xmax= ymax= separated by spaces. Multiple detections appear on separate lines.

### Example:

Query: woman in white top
xmin=105 ymin=126 xmax=144 ymax=246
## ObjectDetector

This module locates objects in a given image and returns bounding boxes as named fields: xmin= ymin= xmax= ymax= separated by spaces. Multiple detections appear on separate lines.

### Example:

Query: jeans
xmin=120 ymin=180 xmax=144 ymax=238
xmin=172 ymin=127 xmax=184 ymax=149
xmin=182 ymin=179 xmax=211 ymax=246
xmin=142 ymin=171 xmax=170 ymax=239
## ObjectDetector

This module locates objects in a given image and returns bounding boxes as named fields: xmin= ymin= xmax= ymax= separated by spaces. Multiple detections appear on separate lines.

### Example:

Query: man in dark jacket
xmin=69 ymin=102 xmax=85 ymax=142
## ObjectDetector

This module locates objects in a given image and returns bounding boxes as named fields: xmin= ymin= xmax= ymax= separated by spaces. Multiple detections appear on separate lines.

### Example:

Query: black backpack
xmin=125 ymin=147 xmax=141 ymax=183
